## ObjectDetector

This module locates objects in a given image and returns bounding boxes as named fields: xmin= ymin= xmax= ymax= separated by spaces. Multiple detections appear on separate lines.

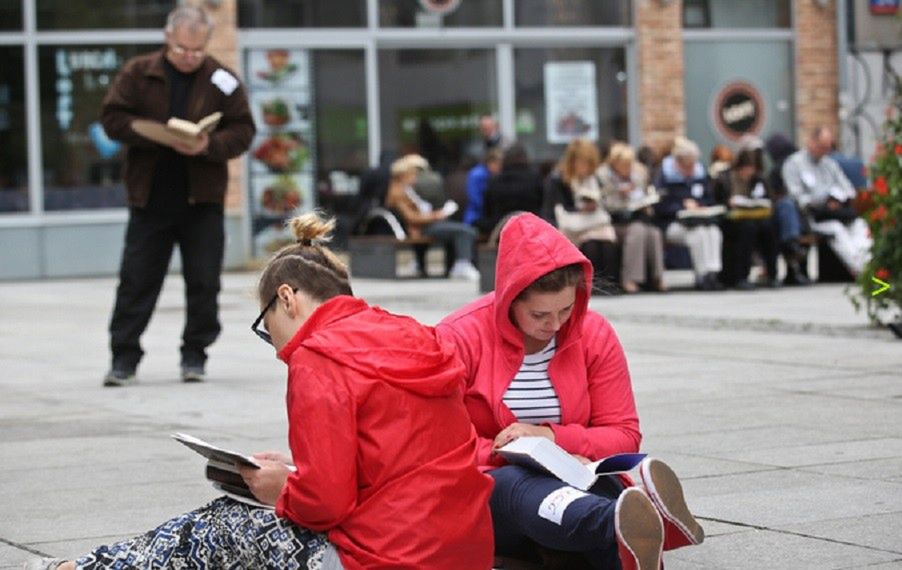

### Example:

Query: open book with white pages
xmin=498 ymin=437 xmax=646 ymax=491
xmin=172 ymin=433 xmax=295 ymax=510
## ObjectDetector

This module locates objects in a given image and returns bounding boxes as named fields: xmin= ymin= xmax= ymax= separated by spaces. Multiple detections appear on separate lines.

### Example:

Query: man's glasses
xmin=251 ymin=288 xmax=297 ymax=346
xmin=170 ymin=44 xmax=205 ymax=59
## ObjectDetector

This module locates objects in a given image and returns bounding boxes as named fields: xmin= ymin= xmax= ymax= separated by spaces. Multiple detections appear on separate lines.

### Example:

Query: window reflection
xmin=380 ymin=0 xmax=502 ymax=28
xmin=0 ymin=47 xmax=27 ymax=212
xmin=516 ymin=0 xmax=631 ymax=27
xmin=239 ymin=0 xmax=366 ymax=28
xmin=36 ymin=0 xmax=171 ymax=30
xmin=0 ymin=0 xmax=22 ymax=30
xmin=40 ymin=44 xmax=156 ymax=211
xmin=683 ymin=0 xmax=791 ymax=28
xmin=514 ymin=48 xmax=628 ymax=168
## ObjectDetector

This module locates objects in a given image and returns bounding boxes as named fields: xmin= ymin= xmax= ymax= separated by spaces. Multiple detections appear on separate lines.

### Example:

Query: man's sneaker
xmin=103 ymin=368 xmax=136 ymax=387
xmin=181 ymin=365 xmax=206 ymax=383
xmin=449 ymin=260 xmax=480 ymax=281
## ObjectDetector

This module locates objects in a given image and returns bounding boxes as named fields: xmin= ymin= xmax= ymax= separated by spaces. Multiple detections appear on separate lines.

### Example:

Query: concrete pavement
xmin=1 ymin=272 xmax=900 ymax=569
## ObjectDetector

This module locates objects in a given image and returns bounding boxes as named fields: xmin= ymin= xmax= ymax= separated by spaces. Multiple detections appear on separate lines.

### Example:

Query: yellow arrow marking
xmin=872 ymin=277 xmax=891 ymax=297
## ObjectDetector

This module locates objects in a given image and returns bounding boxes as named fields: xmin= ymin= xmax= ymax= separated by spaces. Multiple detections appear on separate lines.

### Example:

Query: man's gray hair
xmin=671 ymin=136 xmax=701 ymax=162
xmin=165 ymin=5 xmax=213 ymax=38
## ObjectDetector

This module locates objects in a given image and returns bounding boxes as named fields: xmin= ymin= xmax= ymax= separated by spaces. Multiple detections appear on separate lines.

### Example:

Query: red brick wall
xmin=636 ymin=0 xmax=685 ymax=155
xmin=794 ymin=0 xmax=840 ymax=141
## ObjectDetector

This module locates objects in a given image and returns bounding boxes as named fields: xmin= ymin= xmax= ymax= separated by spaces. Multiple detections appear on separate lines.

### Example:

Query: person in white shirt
xmin=781 ymin=127 xmax=871 ymax=276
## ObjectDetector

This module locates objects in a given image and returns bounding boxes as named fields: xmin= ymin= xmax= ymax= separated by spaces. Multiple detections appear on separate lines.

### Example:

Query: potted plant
xmin=849 ymin=82 xmax=902 ymax=338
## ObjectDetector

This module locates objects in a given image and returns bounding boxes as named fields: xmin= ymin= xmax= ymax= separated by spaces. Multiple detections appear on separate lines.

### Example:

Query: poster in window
xmin=245 ymin=48 xmax=315 ymax=257
xmin=544 ymin=62 xmax=598 ymax=144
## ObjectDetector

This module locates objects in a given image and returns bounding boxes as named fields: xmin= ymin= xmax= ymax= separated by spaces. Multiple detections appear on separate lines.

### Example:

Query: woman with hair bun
xmin=27 ymin=212 xmax=494 ymax=570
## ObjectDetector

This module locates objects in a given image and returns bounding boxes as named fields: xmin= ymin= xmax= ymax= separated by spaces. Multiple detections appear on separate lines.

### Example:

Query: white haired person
xmin=653 ymin=137 xmax=724 ymax=291
xmin=25 ymin=214 xmax=494 ymax=570
xmin=781 ymin=126 xmax=871 ymax=277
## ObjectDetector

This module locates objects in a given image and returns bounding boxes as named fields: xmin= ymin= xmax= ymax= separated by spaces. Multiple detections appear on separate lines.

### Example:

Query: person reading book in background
xmin=654 ymin=137 xmax=724 ymax=291
xmin=28 ymin=213 xmax=494 ymax=570
xmin=713 ymin=148 xmax=780 ymax=290
xmin=437 ymin=213 xmax=704 ymax=570
xmin=100 ymin=6 xmax=255 ymax=387
xmin=542 ymin=138 xmax=620 ymax=293
xmin=598 ymin=143 xmax=666 ymax=294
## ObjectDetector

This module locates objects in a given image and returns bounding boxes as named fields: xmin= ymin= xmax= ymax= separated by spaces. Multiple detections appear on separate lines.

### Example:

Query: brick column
xmin=187 ymin=0 xmax=245 ymax=213
xmin=795 ymin=0 xmax=840 ymax=141
xmin=635 ymin=0 xmax=685 ymax=155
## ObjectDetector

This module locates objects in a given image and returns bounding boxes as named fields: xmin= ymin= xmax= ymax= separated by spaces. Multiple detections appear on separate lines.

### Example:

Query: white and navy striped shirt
xmin=502 ymin=338 xmax=561 ymax=424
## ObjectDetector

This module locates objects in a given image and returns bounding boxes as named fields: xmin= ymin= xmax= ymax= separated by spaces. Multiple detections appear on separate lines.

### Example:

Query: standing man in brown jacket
xmin=101 ymin=6 xmax=255 ymax=386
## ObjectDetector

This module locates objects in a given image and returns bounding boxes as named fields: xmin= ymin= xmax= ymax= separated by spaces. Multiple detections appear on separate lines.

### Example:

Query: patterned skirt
xmin=74 ymin=496 xmax=331 ymax=569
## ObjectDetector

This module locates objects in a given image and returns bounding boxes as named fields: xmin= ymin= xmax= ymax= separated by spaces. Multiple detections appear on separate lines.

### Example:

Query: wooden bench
xmin=347 ymin=235 xmax=446 ymax=279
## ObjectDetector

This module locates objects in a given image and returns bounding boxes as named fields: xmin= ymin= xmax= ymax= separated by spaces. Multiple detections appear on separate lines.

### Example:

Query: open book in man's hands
xmin=172 ymin=432 xmax=294 ymax=510
xmin=132 ymin=112 xmax=222 ymax=148
xmin=497 ymin=437 xmax=646 ymax=491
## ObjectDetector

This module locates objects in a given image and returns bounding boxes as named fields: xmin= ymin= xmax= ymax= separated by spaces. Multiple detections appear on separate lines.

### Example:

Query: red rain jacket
xmin=437 ymin=213 xmax=642 ymax=469
xmin=275 ymin=296 xmax=494 ymax=569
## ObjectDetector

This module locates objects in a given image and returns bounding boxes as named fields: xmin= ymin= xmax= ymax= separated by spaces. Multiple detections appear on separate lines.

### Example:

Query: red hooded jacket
xmin=275 ymin=296 xmax=494 ymax=569
xmin=437 ymin=213 xmax=642 ymax=469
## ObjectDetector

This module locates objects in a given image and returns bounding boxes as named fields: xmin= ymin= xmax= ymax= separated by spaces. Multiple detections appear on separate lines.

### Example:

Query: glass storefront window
xmin=239 ymin=0 xmax=366 ymax=28
xmin=514 ymin=48 xmax=628 ymax=169
xmin=0 ymin=0 xmax=22 ymax=30
xmin=683 ymin=0 xmax=791 ymax=29
xmin=0 ymin=47 xmax=27 ymax=213
xmin=380 ymin=0 xmax=502 ymax=28
xmin=379 ymin=48 xmax=497 ymax=174
xmin=516 ymin=0 xmax=631 ymax=27
xmin=36 ymin=0 xmax=171 ymax=30
xmin=39 ymin=44 xmax=156 ymax=211
xmin=245 ymin=48 xmax=367 ymax=255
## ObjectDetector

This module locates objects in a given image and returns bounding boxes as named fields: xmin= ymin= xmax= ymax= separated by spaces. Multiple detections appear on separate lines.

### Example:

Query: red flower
xmin=875 ymin=176 xmax=889 ymax=196
xmin=870 ymin=204 xmax=888 ymax=222
xmin=875 ymin=268 xmax=891 ymax=281
xmin=896 ymin=144 xmax=902 ymax=156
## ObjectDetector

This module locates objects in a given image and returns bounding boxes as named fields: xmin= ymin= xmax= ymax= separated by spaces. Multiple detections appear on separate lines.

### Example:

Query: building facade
xmin=0 ymin=0 xmax=856 ymax=279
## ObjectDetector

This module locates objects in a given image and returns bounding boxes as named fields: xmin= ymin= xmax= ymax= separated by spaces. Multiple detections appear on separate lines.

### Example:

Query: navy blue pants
xmin=773 ymin=197 xmax=802 ymax=244
xmin=489 ymin=465 xmax=624 ymax=569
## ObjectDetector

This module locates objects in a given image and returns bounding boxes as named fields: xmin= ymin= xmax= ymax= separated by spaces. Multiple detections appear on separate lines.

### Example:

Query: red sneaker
xmin=639 ymin=458 xmax=705 ymax=550
xmin=615 ymin=487 xmax=663 ymax=570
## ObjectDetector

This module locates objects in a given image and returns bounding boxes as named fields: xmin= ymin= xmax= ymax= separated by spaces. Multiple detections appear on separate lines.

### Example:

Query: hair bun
xmin=287 ymin=211 xmax=335 ymax=245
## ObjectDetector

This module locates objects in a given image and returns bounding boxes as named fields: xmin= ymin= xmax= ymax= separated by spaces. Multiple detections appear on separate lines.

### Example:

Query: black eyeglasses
xmin=251 ymin=288 xmax=298 ymax=345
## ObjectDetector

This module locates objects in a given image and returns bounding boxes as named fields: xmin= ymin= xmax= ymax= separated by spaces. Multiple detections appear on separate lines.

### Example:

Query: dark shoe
xmin=734 ymin=279 xmax=755 ymax=291
xmin=181 ymin=365 xmax=206 ymax=383
xmin=615 ymin=487 xmax=664 ymax=570
xmin=103 ymin=368 xmax=136 ymax=387
xmin=784 ymin=264 xmax=812 ymax=286
xmin=639 ymin=458 xmax=705 ymax=550
xmin=705 ymin=273 xmax=724 ymax=291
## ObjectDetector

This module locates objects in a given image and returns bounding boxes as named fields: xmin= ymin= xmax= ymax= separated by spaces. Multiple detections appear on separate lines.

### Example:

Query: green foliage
xmin=850 ymin=79 xmax=902 ymax=324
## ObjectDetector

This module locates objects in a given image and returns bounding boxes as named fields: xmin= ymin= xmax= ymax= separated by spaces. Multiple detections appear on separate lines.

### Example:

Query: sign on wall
xmin=245 ymin=48 xmax=316 ymax=257
xmin=869 ymin=0 xmax=900 ymax=15
xmin=711 ymin=81 xmax=766 ymax=141
xmin=544 ymin=61 xmax=598 ymax=144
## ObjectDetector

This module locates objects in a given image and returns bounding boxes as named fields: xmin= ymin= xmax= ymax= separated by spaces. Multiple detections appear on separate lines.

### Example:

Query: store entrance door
xmin=684 ymin=41 xmax=794 ymax=158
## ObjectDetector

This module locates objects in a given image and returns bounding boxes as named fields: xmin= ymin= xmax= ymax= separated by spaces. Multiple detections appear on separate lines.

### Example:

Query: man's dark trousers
xmin=109 ymin=203 xmax=224 ymax=372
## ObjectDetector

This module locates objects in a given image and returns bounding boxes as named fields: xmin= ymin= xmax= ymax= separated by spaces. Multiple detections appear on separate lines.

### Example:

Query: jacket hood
xmin=660 ymin=155 xmax=705 ymax=183
xmin=493 ymin=213 xmax=593 ymax=349
xmin=279 ymin=296 xmax=464 ymax=398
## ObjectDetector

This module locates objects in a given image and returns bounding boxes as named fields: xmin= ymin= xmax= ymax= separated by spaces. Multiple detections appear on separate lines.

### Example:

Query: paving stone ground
xmin=1 ymin=272 xmax=900 ymax=569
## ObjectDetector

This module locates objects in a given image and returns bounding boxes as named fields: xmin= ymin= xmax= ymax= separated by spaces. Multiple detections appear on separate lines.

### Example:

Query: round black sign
xmin=713 ymin=82 xmax=765 ymax=141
